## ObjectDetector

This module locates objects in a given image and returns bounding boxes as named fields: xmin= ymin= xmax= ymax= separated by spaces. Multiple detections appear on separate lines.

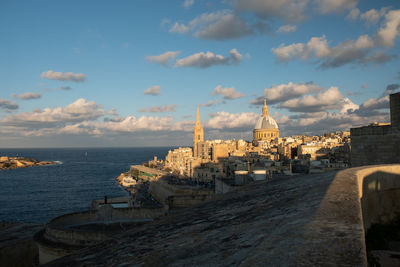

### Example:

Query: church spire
xmin=196 ymin=105 xmax=201 ymax=126
xmin=193 ymin=106 xmax=204 ymax=158
xmin=262 ymin=99 xmax=269 ymax=117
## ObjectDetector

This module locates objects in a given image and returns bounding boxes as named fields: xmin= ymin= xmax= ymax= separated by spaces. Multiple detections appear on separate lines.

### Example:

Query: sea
xmin=0 ymin=147 xmax=172 ymax=223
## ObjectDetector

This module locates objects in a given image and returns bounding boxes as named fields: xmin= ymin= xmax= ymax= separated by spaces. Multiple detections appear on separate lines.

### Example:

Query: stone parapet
xmin=350 ymin=125 xmax=392 ymax=136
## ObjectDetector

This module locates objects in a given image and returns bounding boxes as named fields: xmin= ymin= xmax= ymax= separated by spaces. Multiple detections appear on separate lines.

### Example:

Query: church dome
xmin=254 ymin=99 xmax=279 ymax=130
xmin=254 ymin=116 xmax=278 ymax=130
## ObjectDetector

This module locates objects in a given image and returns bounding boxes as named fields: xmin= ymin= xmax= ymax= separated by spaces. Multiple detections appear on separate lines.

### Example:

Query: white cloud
xmin=146 ymin=51 xmax=180 ymax=66
xmin=361 ymin=7 xmax=389 ymax=25
xmin=277 ymin=25 xmax=297 ymax=33
xmin=138 ymin=104 xmax=177 ymax=113
xmin=212 ymin=85 xmax=245 ymax=100
xmin=272 ymin=9 xmax=400 ymax=68
xmin=278 ymin=86 xmax=357 ymax=113
xmin=235 ymin=0 xmax=308 ymax=22
xmin=251 ymin=82 xmax=322 ymax=105
xmin=346 ymin=8 xmax=360 ymax=20
xmin=169 ymin=22 xmax=190 ymax=33
xmin=12 ymin=92 xmax=41 ymax=100
xmin=357 ymin=84 xmax=400 ymax=112
xmin=182 ymin=0 xmax=194 ymax=8
xmin=143 ymin=85 xmax=161 ymax=96
xmin=1 ymin=98 xmax=104 ymax=127
xmin=194 ymin=14 xmax=253 ymax=40
xmin=174 ymin=49 xmax=243 ymax=68
xmin=376 ymin=9 xmax=400 ymax=47
xmin=314 ymin=0 xmax=358 ymax=14
xmin=41 ymin=70 xmax=86 ymax=82
xmin=169 ymin=10 xmax=269 ymax=40
xmin=205 ymin=111 xmax=259 ymax=130
xmin=272 ymin=34 xmax=396 ymax=68
xmin=280 ymin=110 xmax=389 ymax=136
xmin=0 ymin=99 xmax=19 ymax=112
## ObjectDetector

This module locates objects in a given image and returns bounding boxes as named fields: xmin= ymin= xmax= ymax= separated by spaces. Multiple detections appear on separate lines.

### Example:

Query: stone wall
xmin=350 ymin=130 xmax=400 ymax=167
xmin=149 ymin=178 xmax=214 ymax=209
xmin=350 ymin=92 xmax=400 ymax=167
xmin=357 ymin=166 xmax=400 ymax=229
xmin=391 ymin=92 xmax=400 ymax=131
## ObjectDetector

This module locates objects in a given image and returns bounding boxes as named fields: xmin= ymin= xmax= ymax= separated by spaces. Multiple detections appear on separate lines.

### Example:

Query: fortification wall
xmin=149 ymin=179 xmax=214 ymax=208
xmin=390 ymin=92 xmax=400 ymax=131
xmin=357 ymin=165 xmax=400 ymax=229
xmin=350 ymin=131 xmax=400 ymax=167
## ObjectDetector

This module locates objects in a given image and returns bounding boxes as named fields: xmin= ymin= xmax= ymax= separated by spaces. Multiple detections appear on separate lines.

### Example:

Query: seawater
xmin=0 ymin=147 xmax=172 ymax=223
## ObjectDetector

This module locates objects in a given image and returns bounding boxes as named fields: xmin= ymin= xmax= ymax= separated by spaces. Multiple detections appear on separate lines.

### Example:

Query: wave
xmin=54 ymin=161 xmax=63 ymax=165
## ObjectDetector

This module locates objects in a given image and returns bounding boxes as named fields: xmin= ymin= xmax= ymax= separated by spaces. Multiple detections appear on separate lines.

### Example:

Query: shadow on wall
xmin=361 ymin=170 xmax=400 ymax=231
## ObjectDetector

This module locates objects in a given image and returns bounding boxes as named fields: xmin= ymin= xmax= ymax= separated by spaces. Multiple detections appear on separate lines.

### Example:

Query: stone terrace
xmin=45 ymin=165 xmax=400 ymax=266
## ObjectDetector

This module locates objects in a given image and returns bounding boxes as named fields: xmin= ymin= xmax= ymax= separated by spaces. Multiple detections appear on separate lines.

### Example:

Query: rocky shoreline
xmin=0 ymin=156 xmax=56 ymax=170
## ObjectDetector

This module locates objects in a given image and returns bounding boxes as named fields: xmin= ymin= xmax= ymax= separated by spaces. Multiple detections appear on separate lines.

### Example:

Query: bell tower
xmin=193 ymin=106 xmax=204 ymax=158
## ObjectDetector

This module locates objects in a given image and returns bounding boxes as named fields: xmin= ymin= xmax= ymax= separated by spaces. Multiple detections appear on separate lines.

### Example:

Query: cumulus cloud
xmin=1 ymin=98 xmax=104 ymax=127
xmin=278 ymin=86 xmax=358 ymax=113
xmin=182 ymin=0 xmax=194 ymax=8
xmin=272 ymin=33 xmax=396 ymax=68
xmin=138 ymin=104 xmax=177 ymax=113
xmin=146 ymin=51 xmax=180 ymax=66
xmin=356 ymin=84 xmax=400 ymax=113
xmin=272 ymin=10 xmax=400 ymax=68
xmin=251 ymin=82 xmax=322 ymax=105
xmin=361 ymin=7 xmax=389 ymax=25
xmin=314 ymin=0 xmax=358 ymax=14
xmin=212 ymin=85 xmax=245 ymax=100
xmin=205 ymin=111 xmax=259 ymax=130
xmin=169 ymin=10 xmax=270 ymax=40
xmin=41 ymin=70 xmax=86 ymax=82
xmin=169 ymin=23 xmax=190 ymax=33
xmin=277 ymin=25 xmax=297 ymax=33
xmin=280 ymin=110 xmax=389 ymax=136
xmin=0 ymin=99 xmax=19 ymax=112
xmin=194 ymin=14 xmax=254 ymax=40
xmin=143 ymin=85 xmax=161 ymax=96
xmin=376 ymin=9 xmax=400 ymax=47
xmin=174 ymin=49 xmax=243 ymax=68
xmin=0 ymin=100 xmax=195 ymax=139
xmin=235 ymin=0 xmax=308 ymax=22
xmin=12 ymin=92 xmax=41 ymax=100
xmin=346 ymin=8 xmax=360 ymax=20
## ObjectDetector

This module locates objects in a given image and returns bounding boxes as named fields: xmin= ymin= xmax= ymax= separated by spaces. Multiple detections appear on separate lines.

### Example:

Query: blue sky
xmin=0 ymin=0 xmax=399 ymax=147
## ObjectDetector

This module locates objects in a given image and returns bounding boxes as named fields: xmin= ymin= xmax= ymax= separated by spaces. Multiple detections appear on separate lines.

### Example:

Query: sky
xmin=0 ymin=0 xmax=400 ymax=148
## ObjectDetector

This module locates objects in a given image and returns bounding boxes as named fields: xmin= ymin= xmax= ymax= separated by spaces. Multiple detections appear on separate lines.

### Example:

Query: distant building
xmin=253 ymin=99 xmax=279 ymax=146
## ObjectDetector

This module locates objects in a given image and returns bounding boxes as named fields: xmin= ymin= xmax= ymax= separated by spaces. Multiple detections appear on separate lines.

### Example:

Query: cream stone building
xmin=253 ymin=99 xmax=279 ymax=146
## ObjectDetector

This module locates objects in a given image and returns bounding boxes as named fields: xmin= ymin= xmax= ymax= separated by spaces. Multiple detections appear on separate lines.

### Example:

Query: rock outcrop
xmin=0 ymin=156 xmax=55 ymax=170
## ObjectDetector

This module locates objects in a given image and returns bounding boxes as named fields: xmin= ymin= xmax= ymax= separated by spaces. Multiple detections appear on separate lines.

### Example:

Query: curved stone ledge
xmin=36 ymin=205 xmax=165 ymax=264
xmin=45 ymin=165 xmax=400 ymax=266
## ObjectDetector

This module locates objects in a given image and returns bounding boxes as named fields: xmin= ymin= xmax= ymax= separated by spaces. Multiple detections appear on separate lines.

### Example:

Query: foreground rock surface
xmin=45 ymin=170 xmax=368 ymax=266
xmin=0 ymin=156 xmax=55 ymax=170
